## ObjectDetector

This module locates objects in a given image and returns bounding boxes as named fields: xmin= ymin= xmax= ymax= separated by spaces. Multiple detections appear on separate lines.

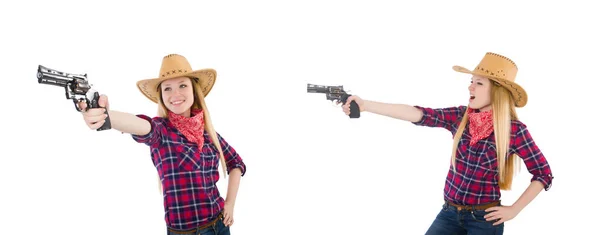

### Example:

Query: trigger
xmin=86 ymin=100 xmax=92 ymax=111
xmin=73 ymin=99 xmax=83 ymax=112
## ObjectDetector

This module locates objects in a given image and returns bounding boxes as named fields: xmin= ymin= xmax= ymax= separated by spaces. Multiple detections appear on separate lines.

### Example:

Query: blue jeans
xmin=167 ymin=217 xmax=230 ymax=235
xmin=425 ymin=202 xmax=504 ymax=235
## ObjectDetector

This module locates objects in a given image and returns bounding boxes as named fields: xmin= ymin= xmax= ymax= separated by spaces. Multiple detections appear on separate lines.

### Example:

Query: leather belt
xmin=446 ymin=200 xmax=500 ymax=211
xmin=167 ymin=212 xmax=223 ymax=234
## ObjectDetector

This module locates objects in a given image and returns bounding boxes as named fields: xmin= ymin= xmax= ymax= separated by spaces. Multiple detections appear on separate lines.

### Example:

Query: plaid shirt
xmin=132 ymin=114 xmax=246 ymax=230
xmin=412 ymin=105 xmax=553 ymax=205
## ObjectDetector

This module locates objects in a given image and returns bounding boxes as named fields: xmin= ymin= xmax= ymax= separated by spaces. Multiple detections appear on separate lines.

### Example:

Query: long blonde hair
xmin=450 ymin=81 xmax=520 ymax=190
xmin=154 ymin=77 xmax=228 ymax=192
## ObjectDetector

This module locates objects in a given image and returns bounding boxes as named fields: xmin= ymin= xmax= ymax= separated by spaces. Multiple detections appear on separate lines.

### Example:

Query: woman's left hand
xmin=223 ymin=201 xmax=235 ymax=227
xmin=484 ymin=205 xmax=520 ymax=226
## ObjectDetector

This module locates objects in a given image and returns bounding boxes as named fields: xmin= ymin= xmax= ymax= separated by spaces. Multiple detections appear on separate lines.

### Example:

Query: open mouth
xmin=171 ymin=100 xmax=185 ymax=106
xmin=470 ymin=95 xmax=475 ymax=100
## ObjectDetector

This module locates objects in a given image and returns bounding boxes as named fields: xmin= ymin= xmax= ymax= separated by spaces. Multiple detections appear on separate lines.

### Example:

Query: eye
xmin=163 ymin=87 xmax=171 ymax=91
xmin=477 ymin=82 xmax=483 ymax=85
xmin=180 ymin=84 xmax=187 ymax=88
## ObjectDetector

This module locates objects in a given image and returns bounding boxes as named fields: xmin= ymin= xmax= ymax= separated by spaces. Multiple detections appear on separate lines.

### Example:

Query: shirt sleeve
xmin=511 ymin=121 xmax=554 ymax=191
xmin=131 ymin=114 xmax=166 ymax=146
xmin=216 ymin=132 xmax=247 ymax=176
xmin=412 ymin=105 xmax=467 ymax=133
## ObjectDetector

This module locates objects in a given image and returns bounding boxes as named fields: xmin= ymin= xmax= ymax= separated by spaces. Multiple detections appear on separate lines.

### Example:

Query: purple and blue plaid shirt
xmin=132 ymin=114 xmax=246 ymax=230
xmin=412 ymin=105 xmax=553 ymax=205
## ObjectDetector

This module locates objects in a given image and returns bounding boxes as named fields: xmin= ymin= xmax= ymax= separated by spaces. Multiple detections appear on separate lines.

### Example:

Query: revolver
xmin=307 ymin=83 xmax=360 ymax=118
xmin=37 ymin=65 xmax=112 ymax=131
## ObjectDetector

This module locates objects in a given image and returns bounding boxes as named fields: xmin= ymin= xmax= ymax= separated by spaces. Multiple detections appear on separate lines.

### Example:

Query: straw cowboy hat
xmin=136 ymin=54 xmax=216 ymax=103
xmin=452 ymin=52 xmax=528 ymax=107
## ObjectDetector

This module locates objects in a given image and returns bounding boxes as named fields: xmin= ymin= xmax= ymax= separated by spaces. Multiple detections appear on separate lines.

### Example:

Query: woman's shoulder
xmin=414 ymin=105 xmax=468 ymax=119
xmin=510 ymin=119 xmax=528 ymax=130
xmin=416 ymin=105 xmax=468 ymax=111
xmin=134 ymin=114 xmax=172 ymax=134
xmin=509 ymin=119 xmax=532 ymax=141
xmin=136 ymin=114 xmax=169 ymax=124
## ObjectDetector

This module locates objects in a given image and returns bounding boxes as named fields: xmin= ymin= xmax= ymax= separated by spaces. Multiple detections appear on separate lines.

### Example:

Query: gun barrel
xmin=307 ymin=83 xmax=332 ymax=93
xmin=37 ymin=65 xmax=86 ymax=88
xmin=37 ymin=72 xmax=71 ymax=87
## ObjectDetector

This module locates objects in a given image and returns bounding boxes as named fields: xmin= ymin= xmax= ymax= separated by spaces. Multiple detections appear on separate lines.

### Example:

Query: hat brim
xmin=137 ymin=68 xmax=216 ymax=103
xmin=452 ymin=65 xmax=528 ymax=107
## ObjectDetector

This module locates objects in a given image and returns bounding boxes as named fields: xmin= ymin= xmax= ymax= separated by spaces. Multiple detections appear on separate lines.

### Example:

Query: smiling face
xmin=160 ymin=76 xmax=195 ymax=117
xmin=468 ymin=75 xmax=492 ymax=111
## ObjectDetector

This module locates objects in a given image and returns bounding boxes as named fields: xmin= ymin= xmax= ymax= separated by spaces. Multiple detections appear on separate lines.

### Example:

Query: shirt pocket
xmin=177 ymin=145 xmax=202 ymax=172
xmin=199 ymin=143 xmax=219 ymax=172
xmin=478 ymin=142 xmax=499 ymax=176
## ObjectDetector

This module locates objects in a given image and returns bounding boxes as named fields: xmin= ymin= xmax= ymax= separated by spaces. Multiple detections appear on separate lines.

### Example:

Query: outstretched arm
xmin=364 ymin=100 xmax=424 ymax=122
xmin=80 ymin=95 xmax=151 ymax=136
xmin=343 ymin=96 xmax=423 ymax=122
xmin=343 ymin=95 xmax=468 ymax=133
xmin=105 ymin=110 xmax=151 ymax=136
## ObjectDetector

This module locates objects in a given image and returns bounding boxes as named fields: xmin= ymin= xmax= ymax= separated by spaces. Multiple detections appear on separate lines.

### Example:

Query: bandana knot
xmin=168 ymin=109 xmax=205 ymax=147
xmin=467 ymin=108 xmax=494 ymax=145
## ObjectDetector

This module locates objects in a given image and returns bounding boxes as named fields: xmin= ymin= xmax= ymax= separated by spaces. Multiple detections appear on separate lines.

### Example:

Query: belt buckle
xmin=458 ymin=204 xmax=473 ymax=211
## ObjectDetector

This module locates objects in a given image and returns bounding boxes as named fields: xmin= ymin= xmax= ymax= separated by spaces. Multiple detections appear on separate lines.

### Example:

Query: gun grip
xmin=91 ymin=92 xmax=112 ymax=131
xmin=349 ymin=100 xmax=360 ymax=118
xmin=341 ymin=94 xmax=360 ymax=118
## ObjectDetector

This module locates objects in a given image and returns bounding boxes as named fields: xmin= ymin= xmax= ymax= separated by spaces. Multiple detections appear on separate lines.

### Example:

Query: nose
xmin=468 ymin=83 xmax=475 ymax=92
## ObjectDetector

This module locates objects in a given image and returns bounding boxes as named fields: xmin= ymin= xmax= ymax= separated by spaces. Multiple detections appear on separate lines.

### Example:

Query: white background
xmin=1 ymin=0 xmax=598 ymax=234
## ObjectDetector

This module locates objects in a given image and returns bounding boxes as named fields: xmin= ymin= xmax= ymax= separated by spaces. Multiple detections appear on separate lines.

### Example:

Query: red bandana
xmin=467 ymin=108 xmax=494 ymax=145
xmin=168 ymin=109 xmax=206 ymax=147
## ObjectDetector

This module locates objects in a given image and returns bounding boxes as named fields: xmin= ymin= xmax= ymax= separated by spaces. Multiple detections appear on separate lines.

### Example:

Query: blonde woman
xmin=80 ymin=54 xmax=246 ymax=235
xmin=341 ymin=52 xmax=553 ymax=235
